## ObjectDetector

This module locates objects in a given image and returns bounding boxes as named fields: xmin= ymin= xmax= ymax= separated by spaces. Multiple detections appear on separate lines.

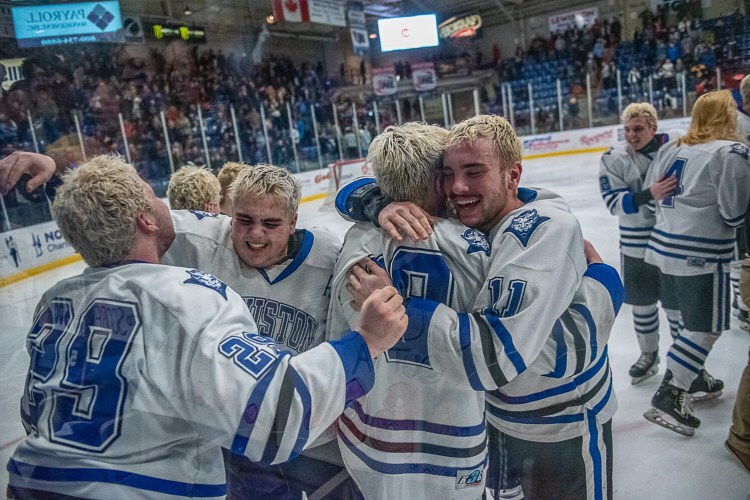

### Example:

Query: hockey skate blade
xmin=689 ymin=390 xmax=722 ymax=404
xmin=630 ymin=366 xmax=659 ymax=385
xmin=643 ymin=408 xmax=696 ymax=436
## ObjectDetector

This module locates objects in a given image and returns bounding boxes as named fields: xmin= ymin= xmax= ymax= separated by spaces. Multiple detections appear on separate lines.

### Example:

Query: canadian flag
xmin=272 ymin=0 xmax=310 ymax=23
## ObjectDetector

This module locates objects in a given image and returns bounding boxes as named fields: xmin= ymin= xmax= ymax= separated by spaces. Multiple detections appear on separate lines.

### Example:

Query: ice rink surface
xmin=1 ymin=150 xmax=749 ymax=497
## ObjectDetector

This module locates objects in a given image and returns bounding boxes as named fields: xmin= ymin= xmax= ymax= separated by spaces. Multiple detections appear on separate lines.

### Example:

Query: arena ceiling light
xmin=183 ymin=4 xmax=192 ymax=16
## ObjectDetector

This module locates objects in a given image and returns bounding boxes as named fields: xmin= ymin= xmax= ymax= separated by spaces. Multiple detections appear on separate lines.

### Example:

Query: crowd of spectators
xmin=1 ymin=4 xmax=748 ymax=197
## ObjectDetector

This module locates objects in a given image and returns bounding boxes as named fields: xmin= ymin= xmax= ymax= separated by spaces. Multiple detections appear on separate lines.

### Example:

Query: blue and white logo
xmin=504 ymin=209 xmax=550 ymax=248
xmin=730 ymin=142 xmax=749 ymax=160
xmin=189 ymin=210 xmax=219 ymax=221
xmin=183 ymin=269 xmax=228 ymax=299
xmin=461 ymin=228 xmax=490 ymax=256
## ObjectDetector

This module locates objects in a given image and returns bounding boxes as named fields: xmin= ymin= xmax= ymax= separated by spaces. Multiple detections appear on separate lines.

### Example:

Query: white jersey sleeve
xmin=9 ymin=263 xmax=374 ymax=499
xmin=645 ymin=140 xmax=750 ymax=275
xmin=165 ymin=210 xmax=340 ymax=354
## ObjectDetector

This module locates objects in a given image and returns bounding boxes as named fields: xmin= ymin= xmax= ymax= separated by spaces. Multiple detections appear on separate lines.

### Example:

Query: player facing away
xmin=0 ymin=154 xmax=352 ymax=497
xmin=329 ymin=123 xmax=493 ymax=498
xmin=598 ymin=102 xmax=681 ymax=384
xmin=337 ymin=118 xmax=623 ymax=500
xmin=643 ymin=90 xmax=750 ymax=436
xmin=166 ymin=163 xmax=221 ymax=213
xmin=4 ymin=154 xmax=408 ymax=499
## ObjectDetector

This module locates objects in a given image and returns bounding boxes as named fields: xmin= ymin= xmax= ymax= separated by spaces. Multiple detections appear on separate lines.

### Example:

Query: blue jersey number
xmin=661 ymin=158 xmax=686 ymax=208
xmin=390 ymin=248 xmax=453 ymax=305
xmin=219 ymin=332 xmax=279 ymax=379
xmin=386 ymin=249 xmax=454 ymax=368
xmin=488 ymin=277 xmax=528 ymax=317
xmin=21 ymin=299 xmax=74 ymax=435
xmin=23 ymin=299 xmax=141 ymax=452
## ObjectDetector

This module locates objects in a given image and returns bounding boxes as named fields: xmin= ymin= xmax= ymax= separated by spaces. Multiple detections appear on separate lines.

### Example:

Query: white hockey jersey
xmin=398 ymin=189 xmax=621 ymax=442
xmin=329 ymin=219 xmax=491 ymax=499
xmin=644 ymin=140 xmax=750 ymax=276
xmin=335 ymin=182 xmax=622 ymax=443
xmin=163 ymin=210 xmax=340 ymax=354
xmin=8 ymin=263 xmax=374 ymax=499
xmin=599 ymin=133 xmax=681 ymax=258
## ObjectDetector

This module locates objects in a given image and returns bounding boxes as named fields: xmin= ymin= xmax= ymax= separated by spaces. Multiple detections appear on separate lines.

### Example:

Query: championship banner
xmin=412 ymin=62 xmax=437 ymax=92
xmin=1 ymin=58 xmax=24 ymax=92
xmin=348 ymin=3 xmax=368 ymax=56
xmin=548 ymin=7 xmax=598 ymax=34
xmin=273 ymin=0 xmax=345 ymax=26
xmin=372 ymin=67 xmax=397 ymax=96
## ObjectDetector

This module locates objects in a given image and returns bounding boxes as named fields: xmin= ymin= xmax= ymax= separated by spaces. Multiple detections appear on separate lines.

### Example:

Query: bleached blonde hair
xmin=367 ymin=122 xmax=448 ymax=209
xmin=217 ymin=161 xmax=249 ymax=203
xmin=679 ymin=90 xmax=741 ymax=146
xmin=229 ymin=164 xmax=301 ymax=215
xmin=447 ymin=115 xmax=522 ymax=171
xmin=621 ymin=102 xmax=658 ymax=128
xmin=53 ymin=154 xmax=150 ymax=267
xmin=167 ymin=164 xmax=221 ymax=211
xmin=740 ymin=74 xmax=750 ymax=109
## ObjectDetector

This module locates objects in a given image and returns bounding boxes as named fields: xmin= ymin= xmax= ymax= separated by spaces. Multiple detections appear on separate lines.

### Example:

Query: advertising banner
xmin=372 ymin=67 xmax=397 ymax=96
xmin=12 ymin=1 xmax=123 ymax=48
xmin=412 ymin=62 xmax=437 ymax=92
xmin=548 ymin=7 xmax=598 ymax=34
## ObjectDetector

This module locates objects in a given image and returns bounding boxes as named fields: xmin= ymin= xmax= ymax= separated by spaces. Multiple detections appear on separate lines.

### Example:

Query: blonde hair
xmin=447 ymin=115 xmax=522 ymax=171
xmin=679 ymin=90 xmax=741 ymax=145
xmin=368 ymin=122 xmax=448 ymax=209
xmin=740 ymin=74 xmax=750 ymax=109
xmin=217 ymin=161 xmax=249 ymax=203
xmin=167 ymin=164 xmax=221 ymax=211
xmin=229 ymin=164 xmax=301 ymax=215
xmin=53 ymin=154 xmax=150 ymax=267
xmin=621 ymin=102 xmax=658 ymax=128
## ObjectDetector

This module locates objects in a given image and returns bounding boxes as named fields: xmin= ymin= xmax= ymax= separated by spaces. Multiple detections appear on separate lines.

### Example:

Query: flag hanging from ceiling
xmin=272 ymin=0 xmax=308 ymax=23
xmin=272 ymin=0 xmax=346 ymax=26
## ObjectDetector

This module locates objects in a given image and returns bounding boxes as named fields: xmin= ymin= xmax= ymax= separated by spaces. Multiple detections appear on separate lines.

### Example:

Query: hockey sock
xmin=665 ymin=330 xmax=721 ymax=389
xmin=632 ymin=304 xmax=659 ymax=353
xmin=730 ymin=259 xmax=743 ymax=309
xmin=664 ymin=309 xmax=683 ymax=341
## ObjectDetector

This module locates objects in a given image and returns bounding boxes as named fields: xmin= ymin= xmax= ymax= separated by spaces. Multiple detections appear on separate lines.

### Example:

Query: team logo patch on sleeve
xmin=189 ymin=210 xmax=219 ymax=221
xmin=729 ymin=143 xmax=749 ymax=160
xmin=461 ymin=229 xmax=491 ymax=256
xmin=183 ymin=269 xmax=228 ymax=299
xmin=504 ymin=209 xmax=550 ymax=248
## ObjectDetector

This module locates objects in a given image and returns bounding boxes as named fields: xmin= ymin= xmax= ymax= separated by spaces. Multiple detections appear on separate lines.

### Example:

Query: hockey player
xmin=216 ymin=161 xmax=249 ymax=215
xmin=167 ymin=163 xmax=221 ymax=212
xmin=730 ymin=75 xmax=750 ymax=330
xmin=643 ymin=90 xmax=750 ymax=436
xmin=329 ymin=123 xmax=493 ymax=498
xmin=5 ymin=154 xmax=408 ymax=499
xmin=598 ymin=103 xmax=681 ymax=384
xmin=338 ymin=117 xmax=623 ymax=500
xmin=0 ymin=154 xmax=349 ymax=498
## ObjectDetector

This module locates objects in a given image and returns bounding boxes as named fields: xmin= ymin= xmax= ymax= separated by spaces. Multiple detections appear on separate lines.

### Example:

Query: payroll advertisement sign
xmin=12 ymin=1 xmax=123 ymax=48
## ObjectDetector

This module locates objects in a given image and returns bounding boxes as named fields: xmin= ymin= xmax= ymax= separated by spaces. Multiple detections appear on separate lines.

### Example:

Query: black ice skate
xmin=629 ymin=351 xmax=659 ymax=385
xmin=644 ymin=381 xmax=700 ymax=436
xmin=688 ymin=369 xmax=724 ymax=403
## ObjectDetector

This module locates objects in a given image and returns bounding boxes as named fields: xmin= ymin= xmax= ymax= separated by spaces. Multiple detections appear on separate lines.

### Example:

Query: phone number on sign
xmin=41 ymin=35 xmax=97 ymax=46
